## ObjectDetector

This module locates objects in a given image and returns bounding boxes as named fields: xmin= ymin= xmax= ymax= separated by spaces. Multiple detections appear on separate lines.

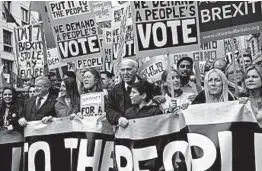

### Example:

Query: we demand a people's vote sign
xmin=2 ymin=101 xmax=262 ymax=171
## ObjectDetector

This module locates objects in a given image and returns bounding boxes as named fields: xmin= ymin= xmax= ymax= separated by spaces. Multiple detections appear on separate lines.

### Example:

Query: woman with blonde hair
xmin=192 ymin=69 xmax=235 ymax=104
xmin=154 ymin=69 xmax=195 ymax=113
xmin=225 ymin=63 xmax=246 ymax=97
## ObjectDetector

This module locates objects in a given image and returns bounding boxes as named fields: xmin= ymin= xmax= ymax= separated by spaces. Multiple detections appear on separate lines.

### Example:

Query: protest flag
xmin=3 ymin=3 xmax=20 ymax=26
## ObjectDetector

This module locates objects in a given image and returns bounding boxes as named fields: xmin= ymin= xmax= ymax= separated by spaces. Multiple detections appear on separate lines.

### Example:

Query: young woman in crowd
xmin=0 ymin=86 xmax=21 ymax=130
xmin=244 ymin=65 xmax=262 ymax=118
xmin=28 ymin=85 xmax=36 ymax=98
xmin=225 ymin=63 xmax=246 ymax=97
xmin=82 ymin=68 xmax=103 ymax=93
xmin=192 ymin=69 xmax=235 ymax=104
xmin=159 ymin=69 xmax=195 ymax=113
xmin=55 ymin=77 xmax=80 ymax=119
xmin=125 ymin=80 xmax=163 ymax=119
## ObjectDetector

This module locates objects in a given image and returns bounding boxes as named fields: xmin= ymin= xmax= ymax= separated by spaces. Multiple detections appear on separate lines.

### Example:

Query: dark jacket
xmin=49 ymin=87 xmax=59 ymax=97
xmin=125 ymin=104 xmax=163 ymax=119
xmin=0 ymin=103 xmax=21 ymax=130
xmin=106 ymin=81 xmax=132 ymax=125
xmin=192 ymin=90 xmax=235 ymax=104
xmin=106 ymin=76 xmax=161 ymax=125
xmin=19 ymin=94 xmax=57 ymax=121
xmin=55 ymin=96 xmax=80 ymax=118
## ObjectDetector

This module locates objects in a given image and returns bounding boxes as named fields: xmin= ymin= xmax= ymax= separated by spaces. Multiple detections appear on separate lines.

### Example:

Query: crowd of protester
xmin=0 ymin=55 xmax=261 ymax=131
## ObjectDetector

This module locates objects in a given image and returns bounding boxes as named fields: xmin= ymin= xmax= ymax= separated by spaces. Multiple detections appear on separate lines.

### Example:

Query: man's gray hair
xmin=121 ymin=59 xmax=139 ymax=70
xmin=35 ymin=76 xmax=51 ymax=88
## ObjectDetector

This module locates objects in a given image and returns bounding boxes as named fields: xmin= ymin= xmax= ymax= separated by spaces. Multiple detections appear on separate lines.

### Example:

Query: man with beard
xmin=177 ymin=57 xmax=198 ymax=94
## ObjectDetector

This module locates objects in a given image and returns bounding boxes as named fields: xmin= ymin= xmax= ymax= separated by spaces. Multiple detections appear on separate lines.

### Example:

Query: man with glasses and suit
xmin=18 ymin=76 xmax=57 ymax=126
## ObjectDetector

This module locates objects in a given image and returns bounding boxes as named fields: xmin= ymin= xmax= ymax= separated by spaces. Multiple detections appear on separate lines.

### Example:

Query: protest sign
xmin=138 ymin=55 xmax=167 ymax=82
xmin=115 ymin=101 xmax=261 ymax=171
xmin=131 ymin=1 xmax=200 ymax=58
xmin=76 ymin=56 xmax=103 ymax=70
xmin=170 ymin=40 xmax=225 ymax=66
xmin=114 ymin=6 xmax=129 ymax=77
xmin=15 ymin=24 xmax=44 ymax=79
xmin=31 ymin=1 xmax=56 ymax=49
xmin=90 ymin=1 xmax=112 ymax=23
xmin=81 ymin=92 xmax=105 ymax=117
xmin=112 ymin=2 xmax=135 ymax=60
xmin=47 ymin=48 xmax=66 ymax=70
xmin=23 ymin=118 xmax=114 ymax=171
xmin=0 ymin=130 xmax=24 ymax=171
xmin=46 ymin=1 xmax=103 ymax=62
xmin=102 ymin=29 xmax=114 ymax=73
xmin=115 ymin=113 xmax=188 ymax=171
xmin=224 ymin=37 xmax=245 ymax=63
xmin=199 ymin=1 xmax=262 ymax=42
xmin=2 ymin=101 xmax=262 ymax=171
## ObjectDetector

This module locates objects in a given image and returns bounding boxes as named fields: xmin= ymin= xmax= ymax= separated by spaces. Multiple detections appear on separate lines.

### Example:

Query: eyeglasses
xmin=179 ymin=65 xmax=191 ymax=69
xmin=83 ymin=75 xmax=93 ymax=79
xmin=29 ymin=91 xmax=35 ymax=93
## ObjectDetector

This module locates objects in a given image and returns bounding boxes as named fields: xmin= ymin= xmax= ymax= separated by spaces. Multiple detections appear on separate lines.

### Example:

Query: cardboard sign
xmin=138 ymin=55 xmax=167 ymax=82
xmin=76 ymin=56 xmax=103 ymax=69
xmin=224 ymin=37 xmax=242 ymax=63
xmin=103 ymin=29 xmax=114 ymax=73
xmin=80 ymin=92 xmax=104 ymax=117
xmin=47 ymin=48 xmax=66 ymax=69
xmin=90 ymin=1 xmax=112 ymax=23
xmin=112 ymin=2 xmax=135 ymax=60
xmin=170 ymin=40 xmax=225 ymax=65
xmin=199 ymin=1 xmax=262 ymax=42
xmin=15 ymin=24 xmax=44 ymax=78
xmin=46 ymin=1 xmax=103 ymax=62
xmin=131 ymin=1 xmax=200 ymax=58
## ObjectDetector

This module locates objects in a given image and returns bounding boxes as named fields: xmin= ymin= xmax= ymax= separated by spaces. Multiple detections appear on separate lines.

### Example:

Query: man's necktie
xmin=127 ymin=86 xmax=132 ymax=95
xmin=36 ymin=97 xmax=43 ymax=110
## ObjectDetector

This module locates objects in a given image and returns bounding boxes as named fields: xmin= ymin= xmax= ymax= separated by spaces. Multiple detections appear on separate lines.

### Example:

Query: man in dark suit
xmin=19 ymin=76 xmax=57 ymax=126
xmin=106 ymin=59 xmax=161 ymax=128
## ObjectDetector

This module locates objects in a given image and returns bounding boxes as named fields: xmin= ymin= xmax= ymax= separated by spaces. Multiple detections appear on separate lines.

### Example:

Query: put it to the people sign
xmin=46 ymin=1 xmax=103 ymax=63
xmin=130 ymin=1 xmax=200 ymax=58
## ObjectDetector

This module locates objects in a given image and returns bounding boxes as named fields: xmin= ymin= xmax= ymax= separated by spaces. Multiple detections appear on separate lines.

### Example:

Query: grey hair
xmin=35 ymin=76 xmax=51 ymax=88
xmin=121 ymin=59 xmax=139 ymax=70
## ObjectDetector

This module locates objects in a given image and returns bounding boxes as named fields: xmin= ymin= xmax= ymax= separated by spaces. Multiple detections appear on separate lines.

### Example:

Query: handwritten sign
xmin=15 ymin=24 xmax=44 ymax=78
xmin=80 ymin=92 xmax=104 ymax=117
xmin=138 ymin=55 xmax=167 ymax=82
xmin=47 ymin=48 xmax=66 ymax=69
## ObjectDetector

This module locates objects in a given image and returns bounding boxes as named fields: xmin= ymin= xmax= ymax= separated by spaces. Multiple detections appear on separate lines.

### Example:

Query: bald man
xmin=106 ymin=59 xmax=140 ymax=127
